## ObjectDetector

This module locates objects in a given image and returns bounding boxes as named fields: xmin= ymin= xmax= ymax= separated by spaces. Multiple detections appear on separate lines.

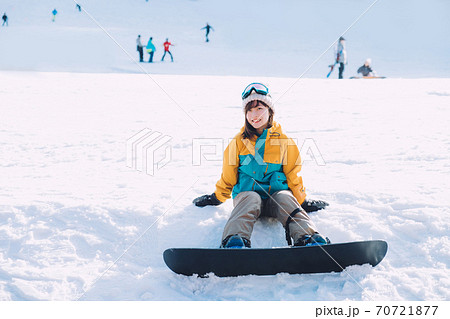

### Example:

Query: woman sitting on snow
xmin=357 ymin=58 xmax=376 ymax=77
xmin=193 ymin=83 xmax=329 ymax=248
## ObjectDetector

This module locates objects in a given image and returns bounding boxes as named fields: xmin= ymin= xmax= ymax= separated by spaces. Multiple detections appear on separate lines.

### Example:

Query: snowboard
xmin=163 ymin=240 xmax=388 ymax=277
xmin=349 ymin=76 xmax=386 ymax=79
xmin=327 ymin=63 xmax=337 ymax=78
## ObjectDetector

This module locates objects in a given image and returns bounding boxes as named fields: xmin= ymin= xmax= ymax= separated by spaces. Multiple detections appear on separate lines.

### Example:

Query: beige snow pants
xmin=221 ymin=190 xmax=318 ymax=243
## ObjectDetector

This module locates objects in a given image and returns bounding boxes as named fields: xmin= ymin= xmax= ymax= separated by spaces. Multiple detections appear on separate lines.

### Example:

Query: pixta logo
xmin=191 ymin=137 xmax=326 ymax=166
xmin=126 ymin=128 xmax=172 ymax=176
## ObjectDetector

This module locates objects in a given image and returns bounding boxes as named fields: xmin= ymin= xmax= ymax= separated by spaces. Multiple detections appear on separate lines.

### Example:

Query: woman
xmin=136 ymin=35 xmax=144 ymax=62
xmin=193 ymin=83 xmax=329 ymax=248
xmin=357 ymin=58 xmax=375 ymax=77
xmin=146 ymin=37 xmax=156 ymax=63
xmin=335 ymin=37 xmax=347 ymax=79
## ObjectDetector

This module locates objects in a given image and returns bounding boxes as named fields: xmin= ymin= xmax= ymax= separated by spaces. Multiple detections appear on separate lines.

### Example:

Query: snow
xmin=2 ymin=0 xmax=449 ymax=77
xmin=0 ymin=0 xmax=449 ymax=302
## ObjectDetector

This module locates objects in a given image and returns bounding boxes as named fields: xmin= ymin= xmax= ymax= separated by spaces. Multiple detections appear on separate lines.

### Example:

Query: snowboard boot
xmin=294 ymin=233 xmax=330 ymax=247
xmin=221 ymin=234 xmax=251 ymax=248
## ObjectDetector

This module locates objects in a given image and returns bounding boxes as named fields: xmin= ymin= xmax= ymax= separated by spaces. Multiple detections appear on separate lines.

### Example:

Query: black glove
xmin=193 ymin=193 xmax=222 ymax=207
xmin=301 ymin=199 xmax=329 ymax=213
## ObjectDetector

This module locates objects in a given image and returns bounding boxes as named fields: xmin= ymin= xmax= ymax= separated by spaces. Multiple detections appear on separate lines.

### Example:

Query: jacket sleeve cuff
xmin=291 ymin=187 xmax=306 ymax=205
xmin=214 ymin=191 xmax=227 ymax=203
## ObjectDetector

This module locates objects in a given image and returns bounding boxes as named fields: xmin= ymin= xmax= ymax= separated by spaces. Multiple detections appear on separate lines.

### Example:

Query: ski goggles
xmin=241 ymin=83 xmax=269 ymax=100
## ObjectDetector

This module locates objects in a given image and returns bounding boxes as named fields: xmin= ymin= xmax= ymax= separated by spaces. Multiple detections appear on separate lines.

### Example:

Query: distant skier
xmin=161 ymin=38 xmax=174 ymax=62
xmin=357 ymin=58 xmax=376 ymax=77
xmin=335 ymin=36 xmax=347 ymax=79
xmin=146 ymin=37 xmax=156 ymax=63
xmin=201 ymin=23 xmax=214 ymax=42
xmin=76 ymin=4 xmax=82 ymax=12
xmin=2 ymin=13 xmax=7 ymax=26
xmin=52 ymin=9 xmax=58 ymax=22
xmin=136 ymin=35 xmax=144 ymax=62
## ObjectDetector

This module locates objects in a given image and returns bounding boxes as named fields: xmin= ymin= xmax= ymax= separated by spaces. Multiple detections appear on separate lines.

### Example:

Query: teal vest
xmin=232 ymin=129 xmax=289 ymax=199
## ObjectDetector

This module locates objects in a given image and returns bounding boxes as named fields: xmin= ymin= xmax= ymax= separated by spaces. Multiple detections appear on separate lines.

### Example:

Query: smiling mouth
xmin=252 ymin=119 xmax=262 ymax=124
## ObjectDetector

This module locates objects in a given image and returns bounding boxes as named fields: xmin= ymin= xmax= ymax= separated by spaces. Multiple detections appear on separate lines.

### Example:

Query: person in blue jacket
xmin=52 ymin=9 xmax=58 ymax=22
xmin=146 ymin=37 xmax=156 ymax=63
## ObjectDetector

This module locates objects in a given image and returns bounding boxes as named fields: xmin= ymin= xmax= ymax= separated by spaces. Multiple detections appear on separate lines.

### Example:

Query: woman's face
xmin=246 ymin=103 xmax=270 ymax=132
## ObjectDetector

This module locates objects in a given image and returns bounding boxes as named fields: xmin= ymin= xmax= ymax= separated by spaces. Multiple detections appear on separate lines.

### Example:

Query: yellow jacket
xmin=214 ymin=121 xmax=306 ymax=205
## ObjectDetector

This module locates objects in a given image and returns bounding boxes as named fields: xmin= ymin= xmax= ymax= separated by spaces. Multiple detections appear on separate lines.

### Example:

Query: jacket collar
xmin=239 ymin=121 xmax=283 ymax=140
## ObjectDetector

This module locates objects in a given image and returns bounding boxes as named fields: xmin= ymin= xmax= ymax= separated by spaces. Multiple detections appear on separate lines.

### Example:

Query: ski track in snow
xmin=1 ymin=0 xmax=449 ymax=301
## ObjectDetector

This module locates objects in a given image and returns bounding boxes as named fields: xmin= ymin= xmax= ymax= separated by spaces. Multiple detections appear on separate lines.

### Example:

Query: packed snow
xmin=0 ymin=0 xmax=449 ymax=301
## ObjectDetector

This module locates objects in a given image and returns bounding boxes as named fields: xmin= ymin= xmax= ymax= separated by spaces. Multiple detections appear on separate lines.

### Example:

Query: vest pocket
xmin=269 ymin=172 xmax=288 ymax=192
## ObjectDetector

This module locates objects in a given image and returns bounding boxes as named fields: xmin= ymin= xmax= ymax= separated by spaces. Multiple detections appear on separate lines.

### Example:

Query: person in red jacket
xmin=161 ymin=38 xmax=174 ymax=62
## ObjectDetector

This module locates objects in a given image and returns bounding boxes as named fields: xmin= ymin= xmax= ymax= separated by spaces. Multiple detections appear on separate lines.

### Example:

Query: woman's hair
xmin=241 ymin=100 xmax=274 ymax=139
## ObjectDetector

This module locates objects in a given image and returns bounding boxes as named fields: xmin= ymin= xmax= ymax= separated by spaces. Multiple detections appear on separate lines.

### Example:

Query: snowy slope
xmin=0 ymin=0 xmax=449 ymax=77
xmin=0 ymin=0 xmax=449 ymax=301
xmin=1 ymin=72 xmax=449 ymax=300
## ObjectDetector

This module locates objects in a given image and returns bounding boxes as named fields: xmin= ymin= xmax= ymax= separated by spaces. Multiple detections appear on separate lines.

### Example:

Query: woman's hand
xmin=193 ymin=193 xmax=222 ymax=207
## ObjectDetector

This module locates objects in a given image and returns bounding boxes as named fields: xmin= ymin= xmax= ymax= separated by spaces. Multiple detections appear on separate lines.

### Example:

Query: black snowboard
xmin=163 ymin=240 xmax=387 ymax=277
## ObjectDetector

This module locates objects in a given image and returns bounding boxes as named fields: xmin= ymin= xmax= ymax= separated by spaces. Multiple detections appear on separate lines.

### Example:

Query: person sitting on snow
xmin=357 ymin=58 xmax=376 ymax=77
xmin=192 ymin=83 xmax=329 ymax=248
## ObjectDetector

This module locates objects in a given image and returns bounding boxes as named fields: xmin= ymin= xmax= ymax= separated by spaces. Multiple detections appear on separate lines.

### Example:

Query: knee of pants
xmin=233 ymin=191 xmax=262 ymax=210
xmin=270 ymin=190 xmax=300 ymax=209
